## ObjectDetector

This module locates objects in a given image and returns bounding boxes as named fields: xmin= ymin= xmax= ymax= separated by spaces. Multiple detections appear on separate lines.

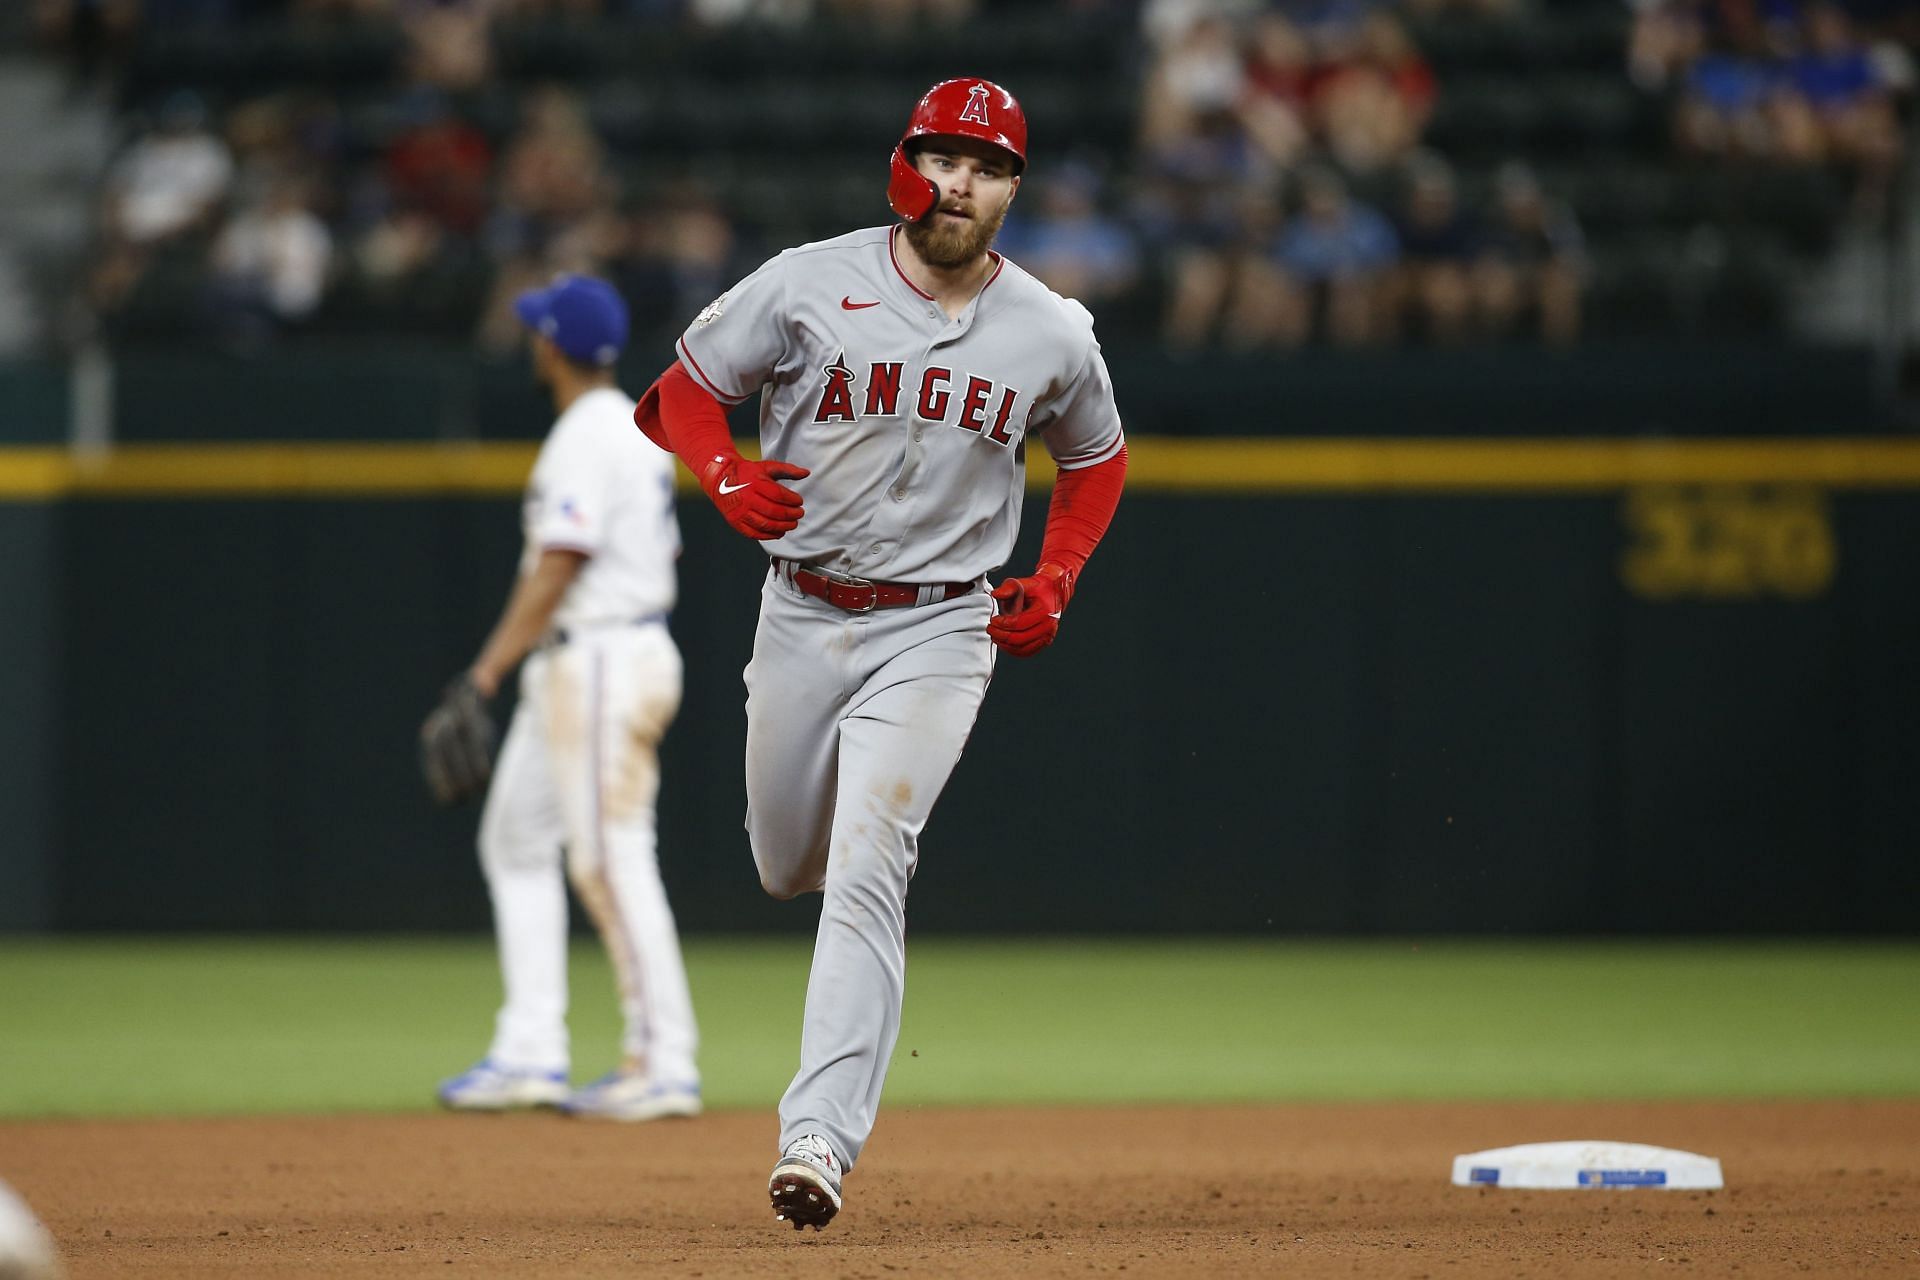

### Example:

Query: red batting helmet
xmin=886 ymin=78 xmax=1028 ymax=222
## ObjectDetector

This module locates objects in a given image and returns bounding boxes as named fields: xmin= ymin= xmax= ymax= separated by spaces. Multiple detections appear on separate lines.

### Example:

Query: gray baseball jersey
xmin=675 ymin=225 xmax=1126 ymax=583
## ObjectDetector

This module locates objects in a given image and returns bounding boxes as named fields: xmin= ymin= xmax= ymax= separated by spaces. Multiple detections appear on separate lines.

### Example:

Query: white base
xmin=1452 ymin=1141 xmax=1724 ymax=1190
xmin=0 ymin=1178 xmax=62 ymax=1279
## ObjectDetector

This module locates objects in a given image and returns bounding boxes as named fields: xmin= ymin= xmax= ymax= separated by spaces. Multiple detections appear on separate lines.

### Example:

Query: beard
xmin=904 ymin=195 xmax=1010 ymax=269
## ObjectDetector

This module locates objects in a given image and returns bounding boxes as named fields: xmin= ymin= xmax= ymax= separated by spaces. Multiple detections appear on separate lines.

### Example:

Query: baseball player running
xmin=633 ymin=78 xmax=1128 ymax=1228
xmin=429 ymin=274 xmax=702 ymax=1121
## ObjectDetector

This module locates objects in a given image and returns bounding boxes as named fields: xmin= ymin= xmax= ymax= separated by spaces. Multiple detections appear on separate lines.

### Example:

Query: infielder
xmin=634 ymin=79 xmax=1128 ymax=1228
xmin=426 ymin=274 xmax=701 ymax=1121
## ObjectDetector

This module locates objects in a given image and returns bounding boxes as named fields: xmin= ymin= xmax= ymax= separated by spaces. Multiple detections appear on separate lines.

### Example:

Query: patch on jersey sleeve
xmin=692 ymin=293 xmax=727 ymax=327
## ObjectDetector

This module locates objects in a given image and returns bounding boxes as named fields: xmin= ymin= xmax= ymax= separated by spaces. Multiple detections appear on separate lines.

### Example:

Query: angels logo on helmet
xmin=958 ymin=84 xmax=991 ymax=127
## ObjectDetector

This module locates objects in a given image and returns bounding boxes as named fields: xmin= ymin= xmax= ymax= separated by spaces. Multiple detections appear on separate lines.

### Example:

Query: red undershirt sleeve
xmin=634 ymin=361 xmax=737 ymax=476
xmin=1038 ymin=444 xmax=1128 ymax=582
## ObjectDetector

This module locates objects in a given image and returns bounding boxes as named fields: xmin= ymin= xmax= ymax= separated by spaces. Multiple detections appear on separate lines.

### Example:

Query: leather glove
xmin=988 ymin=561 xmax=1075 ymax=658
xmin=419 ymin=673 xmax=496 ymax=806
xmin=698 ymin=452 xmax=810 ymax=540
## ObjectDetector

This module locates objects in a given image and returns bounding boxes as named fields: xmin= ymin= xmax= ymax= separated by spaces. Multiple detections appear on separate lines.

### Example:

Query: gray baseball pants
xmin=744 ymin=567 xmax=994 ymax=1170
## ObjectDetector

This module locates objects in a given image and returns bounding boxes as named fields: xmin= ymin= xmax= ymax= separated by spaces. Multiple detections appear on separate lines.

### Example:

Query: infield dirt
xmin=3 ymin=1100 xmax=1914 ymax=1278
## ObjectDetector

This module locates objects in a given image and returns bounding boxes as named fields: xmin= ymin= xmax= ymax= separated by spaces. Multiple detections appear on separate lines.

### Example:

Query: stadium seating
xmin=67 ymin=0 xmax=1863 ymax=345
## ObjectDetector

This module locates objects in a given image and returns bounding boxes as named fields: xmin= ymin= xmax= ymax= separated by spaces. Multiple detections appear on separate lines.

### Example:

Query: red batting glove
xmin=697 ymin=452 xmax=810 ymax=540
xmin=988 ymin=562 xmax=1075 ymax=657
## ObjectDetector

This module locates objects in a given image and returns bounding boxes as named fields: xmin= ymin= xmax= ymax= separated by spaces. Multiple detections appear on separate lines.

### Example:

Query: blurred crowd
xmin=35 ymin=0 xmax=1141 ymax=353
xmin=76 ymin=79 xmax=754 ymax=352
xmin=25 ymin=0 xmax=1915 ymax=355
xmin=32 ymin=0 xmax=1083 ymax=70
xmin=1125 ymin=0 xmax=1583 ymax=348
xmin=1630 ymin=0 xmax=1915 ymax=215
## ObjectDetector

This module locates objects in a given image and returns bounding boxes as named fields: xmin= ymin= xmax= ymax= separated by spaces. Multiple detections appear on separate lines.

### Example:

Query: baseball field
xmin=2 ymin=937 xmax=1916 ymax=1277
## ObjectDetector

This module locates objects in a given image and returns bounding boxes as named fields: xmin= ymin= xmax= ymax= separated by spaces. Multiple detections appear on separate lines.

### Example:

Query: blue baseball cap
xmin=514 ymin=274 xmax=629 ymax=366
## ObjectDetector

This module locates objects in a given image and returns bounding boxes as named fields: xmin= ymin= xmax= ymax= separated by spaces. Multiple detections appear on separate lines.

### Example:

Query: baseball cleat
xmin=435 ymin=1058 xmax=569 ymax=1111
xmin=559 ymin=1071 xmax=703 ymax=1122
xmin=769 ymin=1133 xmax=844 ymax=1231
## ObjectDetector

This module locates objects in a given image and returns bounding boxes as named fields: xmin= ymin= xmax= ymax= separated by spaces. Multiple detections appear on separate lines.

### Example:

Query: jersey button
xmin=892 ymin=488 xmax=907 ymax=501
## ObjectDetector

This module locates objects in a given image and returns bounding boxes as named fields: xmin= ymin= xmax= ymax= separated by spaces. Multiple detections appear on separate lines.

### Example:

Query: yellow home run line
xmin=1 ymin=438 xmax=1919 ymax=498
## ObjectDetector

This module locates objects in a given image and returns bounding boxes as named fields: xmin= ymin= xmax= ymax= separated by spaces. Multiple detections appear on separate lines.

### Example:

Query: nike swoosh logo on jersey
xmin=841 ymin=297 xmax=882 ymax=310
xmin=717 ymin=478 xmax=750 ymax=495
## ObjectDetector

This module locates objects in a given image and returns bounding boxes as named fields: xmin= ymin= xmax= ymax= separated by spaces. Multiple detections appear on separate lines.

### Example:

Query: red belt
xmin=779 ymin=563 xmax=975 ymax=613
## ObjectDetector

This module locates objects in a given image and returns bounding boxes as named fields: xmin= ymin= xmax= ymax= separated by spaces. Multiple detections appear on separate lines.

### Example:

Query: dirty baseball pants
xmin=477 ymin=622 xmax=700 ymax=1085
xmin=745 ymin=569 xmax=995 ymax=1169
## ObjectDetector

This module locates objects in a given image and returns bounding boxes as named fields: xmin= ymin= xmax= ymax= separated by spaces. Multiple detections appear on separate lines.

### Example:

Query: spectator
xmin=476 ymin=87 xmax=621 ymax=353
xmin=1139 ymin=15 xmax=1283 ymax=348
xmin=382 ymin=87 xmax=494 ymax=239
xmin=1628 ymin=0 xmax=1708 ymax=92
xmin=398 ymin=0 xmax=496 ymax=92
xmin=1473 ymin=162 xmax=1584 ymax=345
xmin=1140 ymin=0 xmax=1264 ymax=51
xmin=1673 ymin=35 xmax=1779 ymax=157
xmin=1312 ymin=12 xmax=1436 ymax=176
xmin=356 ymin=207 xmax=454 ymax=296
xmin=610 ymin=185 xmax=739 ymax=337
xmin=1244 ymin=165 xmax=1399 ymax=347
xmin=1141 ymin=14 xmax=1249 ymax=152
xmin=224 ymin=93 xmax=348 ymax=226
xmin=486 ymin=87 xmax=609 ymax=259
xmin=209 ymin=174 xmax=334 ymax=341
xmin=1390 ymin=154 xmax=1478 ymax=343
xmin=89 ymin=90 xmax=234 ymax=323
xmin=474 ymin=196 xmax=627 ymax=352
xmin=1138 ymin=107 xmax=1272 ymax=349
xmin=994 ymin=164 xmax=1141 ymax=311
xmin=226 ymin=95 xmax=301 ymax=192
xmin=1773 ymin=3 xmax=1903 ymax=206
xmin=102 ymin=91 xmax=234 ymax=249
xmin=1240 ymin=12 xmax=1314 ymax=165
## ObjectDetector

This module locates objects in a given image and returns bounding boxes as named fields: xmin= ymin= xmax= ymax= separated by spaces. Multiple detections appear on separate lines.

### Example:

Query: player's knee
xmin=755 ymin=852 xmax=827 ymax=900
xmin=757 ymin=865 xmax=806 ymax=900
xmin=479 ymin=819 xmax=552 ymax=877
xmin=479 ymin=835 xmax=524 ymax=878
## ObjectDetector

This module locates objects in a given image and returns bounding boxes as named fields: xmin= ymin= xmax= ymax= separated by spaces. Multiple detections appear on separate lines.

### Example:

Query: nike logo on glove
xmin=841 ymin=297 xmax=881 ymax=310
xmin=717 ymin=478 xmax=750 ymax=495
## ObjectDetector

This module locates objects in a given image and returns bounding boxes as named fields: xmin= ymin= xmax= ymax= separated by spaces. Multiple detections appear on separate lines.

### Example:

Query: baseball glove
xmin=419 ymin=674 xmax=496 ymax=805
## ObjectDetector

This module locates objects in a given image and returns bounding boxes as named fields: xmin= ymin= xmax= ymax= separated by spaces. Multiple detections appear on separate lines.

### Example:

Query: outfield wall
xmin=1 ymin=346 xmax=1915 ymax=934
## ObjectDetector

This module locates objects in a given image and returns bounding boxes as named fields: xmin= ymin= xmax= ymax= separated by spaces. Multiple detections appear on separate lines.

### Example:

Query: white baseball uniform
xmin=479 ymin=385 xmax=698 ymax=1087
xmin=675 ymin=225 xmax=1124 ymax=1168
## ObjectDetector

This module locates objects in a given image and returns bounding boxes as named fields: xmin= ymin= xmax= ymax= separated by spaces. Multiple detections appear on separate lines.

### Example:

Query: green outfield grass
xmin=1 ymin=938 xmax=1916 ymax=1118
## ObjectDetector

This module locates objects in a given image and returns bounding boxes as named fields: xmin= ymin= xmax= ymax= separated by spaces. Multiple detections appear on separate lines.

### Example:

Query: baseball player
xmin=633 ymin=78 xmax=1128 ymax=1228
xmin=430 ymin=274 xmax=702 ymax=1121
